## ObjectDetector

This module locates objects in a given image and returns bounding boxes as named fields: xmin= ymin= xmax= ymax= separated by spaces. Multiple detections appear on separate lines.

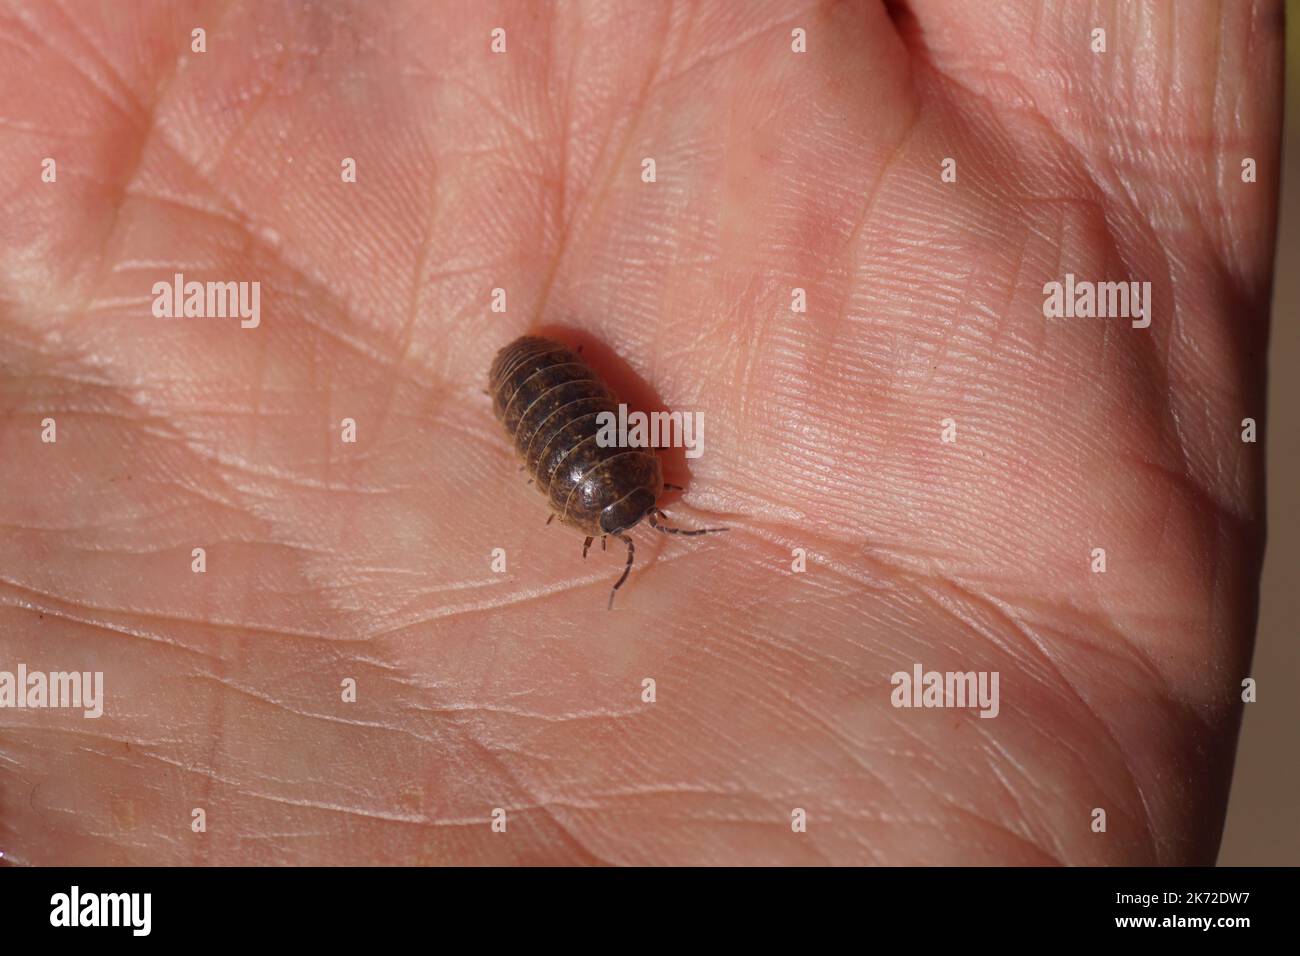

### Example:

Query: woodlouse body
xmin=488 ymin=335 xmax=725 ymax=608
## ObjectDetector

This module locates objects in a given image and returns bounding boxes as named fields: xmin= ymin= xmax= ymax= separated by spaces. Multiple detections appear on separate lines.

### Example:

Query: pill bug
xmin=488 ymin=335 xmax=727 ymax=609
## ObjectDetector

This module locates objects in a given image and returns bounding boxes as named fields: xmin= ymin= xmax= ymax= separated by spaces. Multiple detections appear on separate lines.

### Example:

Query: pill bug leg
xmin=607 ymin=534 xmax=635 ymax=610
xmin=582 ymin=536 xmax=594 ymax=557
xmin=649 ymin=511 xmax=728 ymax=537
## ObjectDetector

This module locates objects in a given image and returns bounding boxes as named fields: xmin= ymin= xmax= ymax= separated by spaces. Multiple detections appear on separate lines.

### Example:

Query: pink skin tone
xmin=0 ymin=0 xmax=1281 ymax=864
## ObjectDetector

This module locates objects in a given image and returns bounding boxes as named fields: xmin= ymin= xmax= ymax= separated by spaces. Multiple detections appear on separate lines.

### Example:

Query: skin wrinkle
xmin=130 ymin=144 xmax=405 ymax=367
xmin=1124 ymin=449 xmax=1253 ymax=526
xmin=0 ymin=575 xmax=351 ymax=645
xmin=185 ymin=672 xmax=454 ymax=744
xmin=202 ymin=451 xmax=401 ymax=493
xmin=915 ymin=45 xmax=1174 ymax=303
xmin=756 ymin=686 xmax=896 ymax=793
xmin=3 ymin=728 xmax=186 ymax=756
xmin=6 ymin=6 xmax=145 ymax=128
xmin=405 ymin=702 xmax=643 ymax=723
xmin=0 ymin=592 xmax=209 ymax=655
xmin=67 ymin=188 xmax=384 ymax=387
xmin=44 ymin=3 xmax=145 ymax=122
xmin=149 ymin=761 xmax=438 ymax=827
xmin=141 ymin=723 xmax=615 ymax=866
xmin=938 ymin=796 xmax=1066 ymax=865
xmin=980 ymin=227 xmax=1029 ymax=360
xmin=917 ymin=10 xmax=1267 ymax=526
xmin=1029 ymin=609 xmax=1167 ymax=692
xmin=976 ymin=730 xmax=1046 ymax=817
xmin=974 ymin=729 xmax=1073 ymax=864
xmin=453 ymin=733 xmax=616 ymax=866
xmin=665 ymin=5 xmax=812 ymax=84
xmin=910 ymin=573 xmax=1163 ymax=856
xmin=529 ymin=4 xmax=671 ymax=324
xmin=33 ymin=5 xmax=182 ymax=319
xmin=668 ymin=0 xmax=703 ymax=75
xmin=367 ymin=171 xmax=439 ymax=446
xmin=937 ymin=565 xmax=1176 ymax=709
xmin=820 ymin=109 xmax=921 ymax=360
xmin=539 ymin=4 xmax=572 ymax=313
xmin=205 ymin=45 xmax=297 ymax=181
xmin=1033 ymin=661 xmax=1166 ymax=860
xmin=112 ymin=187 xmax=249 ymax=235
xmin=905 ymin=51 xmax=1248 ymax=609
xmin=357 ymin=561 xmax=677 ymax=634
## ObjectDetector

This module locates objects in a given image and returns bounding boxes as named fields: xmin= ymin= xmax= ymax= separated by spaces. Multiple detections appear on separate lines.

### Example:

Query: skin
xmin=0 ymin=0 xmax=1282 ymax=865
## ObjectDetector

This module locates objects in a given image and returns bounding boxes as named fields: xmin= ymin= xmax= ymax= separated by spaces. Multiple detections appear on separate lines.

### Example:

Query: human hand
xmin=0 ymin=0 xmax=1281 ymax=864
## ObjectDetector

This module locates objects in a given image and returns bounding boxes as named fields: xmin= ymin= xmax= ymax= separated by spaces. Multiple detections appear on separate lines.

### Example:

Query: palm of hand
xmin=0 ymin=1 xmax=1279 ymax=864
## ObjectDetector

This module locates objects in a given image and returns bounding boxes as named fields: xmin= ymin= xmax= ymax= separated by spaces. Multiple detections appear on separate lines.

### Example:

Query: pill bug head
xmin=598 ymin=487 xmax=658 ymax=536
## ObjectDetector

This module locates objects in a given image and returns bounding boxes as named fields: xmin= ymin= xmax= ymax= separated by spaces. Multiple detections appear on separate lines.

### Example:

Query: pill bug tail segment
xmin=648 ymin=511 xmax=729 ymax=536
xmin=607 ymin=534 xmax=635 ymax=610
